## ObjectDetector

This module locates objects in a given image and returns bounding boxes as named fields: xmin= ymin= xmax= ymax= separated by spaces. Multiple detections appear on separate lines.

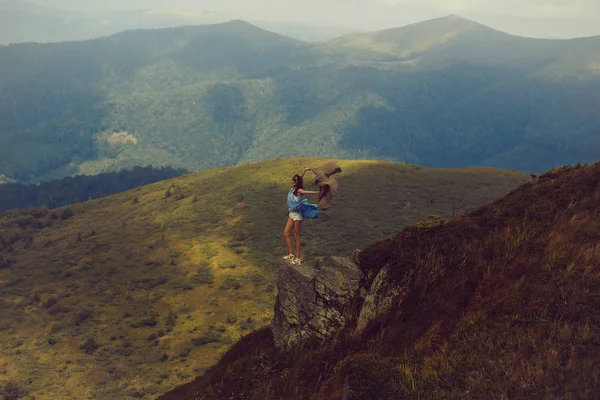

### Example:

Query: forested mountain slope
xmin=1 ymin=16 xmax=599 ymax=181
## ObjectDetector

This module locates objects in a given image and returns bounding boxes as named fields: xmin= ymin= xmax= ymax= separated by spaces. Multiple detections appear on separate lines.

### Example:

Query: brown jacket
xmin=307 ymin=161 xmax=342 ymax=210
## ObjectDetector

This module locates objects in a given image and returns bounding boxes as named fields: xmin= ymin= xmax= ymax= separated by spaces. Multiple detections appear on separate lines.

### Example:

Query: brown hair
xmin=292 ymin=175 xmax=303 ymax=196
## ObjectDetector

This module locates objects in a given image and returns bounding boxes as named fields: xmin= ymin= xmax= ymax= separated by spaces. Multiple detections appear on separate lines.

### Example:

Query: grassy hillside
xmin=0 ymin=158 xmax=527 ymax=399
xmin=158 ymin=161 xmax=600 ymax=400
xmin=1 ymin=17 xmax=600 ymax=181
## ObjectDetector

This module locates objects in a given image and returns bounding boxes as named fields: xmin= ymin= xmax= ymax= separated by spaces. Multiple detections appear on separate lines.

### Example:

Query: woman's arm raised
xmin=298 ymin=188 xmax=319 ymax=195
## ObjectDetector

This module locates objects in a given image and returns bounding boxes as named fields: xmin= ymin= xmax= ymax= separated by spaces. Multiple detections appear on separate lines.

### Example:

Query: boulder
xmin=356 ymin=264 xmax=407 ymax=332
xmin=271 ymin=256 xmax=364 ymax=349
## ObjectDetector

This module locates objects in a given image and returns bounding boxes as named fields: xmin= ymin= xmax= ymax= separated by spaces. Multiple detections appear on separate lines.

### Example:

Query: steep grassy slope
xmin=0 ymin=158 xmax=527 ymax=399
xmin=1 ymin=17 xmax=600 ymax=181
xmin=158 ymin=162 xmax=600 ymax=399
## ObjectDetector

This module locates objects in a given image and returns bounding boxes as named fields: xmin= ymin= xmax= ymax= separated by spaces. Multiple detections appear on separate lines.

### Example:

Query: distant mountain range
xmin=1 ymin=15 xmax=599 ymax=181
xmin=0 ymin=0 xmax=357 ymax=44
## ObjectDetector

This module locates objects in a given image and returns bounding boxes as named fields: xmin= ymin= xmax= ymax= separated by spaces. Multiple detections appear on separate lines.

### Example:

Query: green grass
xmin=0 ymin=158 xmax=526 ymax=399
xmin=158 ymin=162 xmax=600 ymax=400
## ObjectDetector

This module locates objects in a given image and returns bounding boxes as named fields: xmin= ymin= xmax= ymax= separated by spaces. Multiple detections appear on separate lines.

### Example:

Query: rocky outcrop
xmin=271 ymin=256 xmax=364 ymax=349
xmin=356 ymin=265 xmax=407 ymax=332
xmin=271 ymin=254 xmax=412 ymax=349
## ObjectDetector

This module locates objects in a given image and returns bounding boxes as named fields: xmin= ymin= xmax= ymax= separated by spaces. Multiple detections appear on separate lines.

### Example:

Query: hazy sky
xmin=31 ymin=0 xmax=600 ymax=38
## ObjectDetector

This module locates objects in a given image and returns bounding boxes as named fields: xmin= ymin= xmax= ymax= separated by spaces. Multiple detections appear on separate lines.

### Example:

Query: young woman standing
xmin=282 ymin=172 xmax=318 ymax=265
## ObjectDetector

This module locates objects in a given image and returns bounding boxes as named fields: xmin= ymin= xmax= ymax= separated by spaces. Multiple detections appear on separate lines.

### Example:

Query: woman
xmin=283 ymin=172 xmax=319 ymax=265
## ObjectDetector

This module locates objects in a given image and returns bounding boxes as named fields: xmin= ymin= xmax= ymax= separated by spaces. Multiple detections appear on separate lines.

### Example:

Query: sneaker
xmin=291 ymin=258 xmax=302 ymax=265
xmin=282 ymin=254 xmax=295 ymax=261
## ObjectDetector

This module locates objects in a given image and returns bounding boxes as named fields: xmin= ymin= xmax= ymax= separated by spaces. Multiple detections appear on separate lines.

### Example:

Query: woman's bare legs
xmin=294 ymin=220 xmax=302 ymax=259
xmin=283 ymin=218 xmax=294 ymax=256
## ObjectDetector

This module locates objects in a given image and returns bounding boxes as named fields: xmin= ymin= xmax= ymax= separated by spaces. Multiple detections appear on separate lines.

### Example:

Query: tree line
xmin=0 ymin=166 xmax=186 ymax=212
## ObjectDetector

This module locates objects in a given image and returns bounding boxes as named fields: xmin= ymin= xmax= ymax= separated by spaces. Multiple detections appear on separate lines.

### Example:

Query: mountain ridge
xmin=325 ymin=14 xmax=600 ymax=70
xmin=1 ymin=17 xmax=600 ymax=182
